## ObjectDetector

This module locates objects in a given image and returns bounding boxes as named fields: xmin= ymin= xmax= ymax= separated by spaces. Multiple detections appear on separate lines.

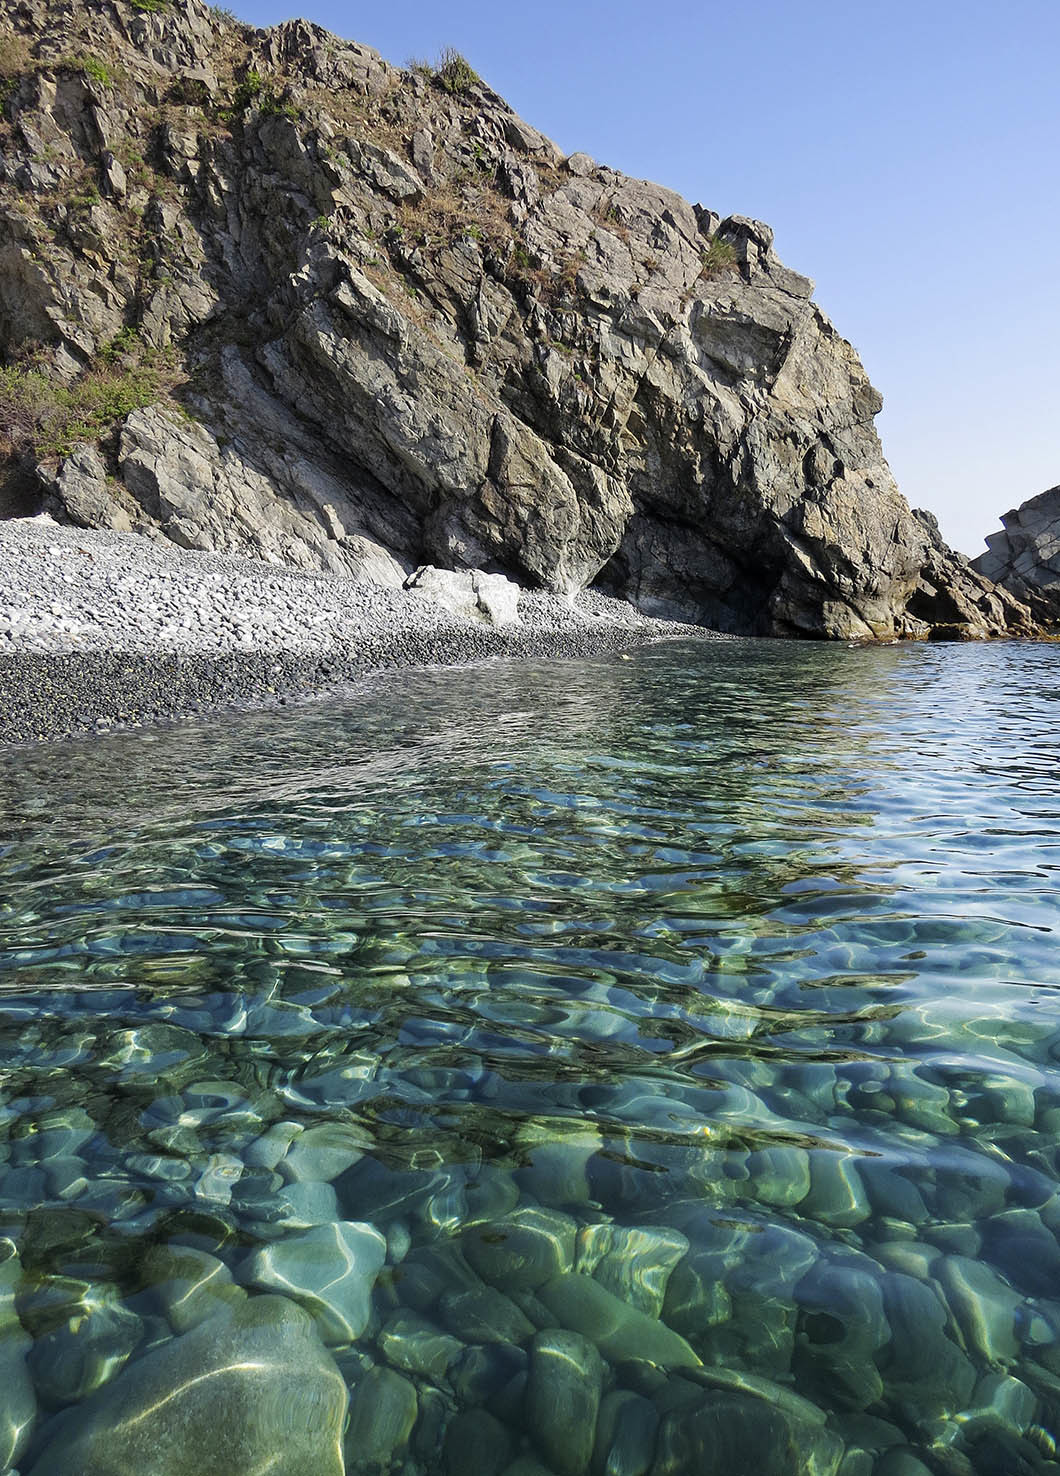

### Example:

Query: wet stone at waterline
xmin=2 ymin=641 xmax=1060 ymax=1475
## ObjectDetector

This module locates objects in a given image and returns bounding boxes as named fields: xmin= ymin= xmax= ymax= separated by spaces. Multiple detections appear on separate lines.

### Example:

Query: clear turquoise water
xmin=2 ymin=639 xmax=1060 ymax=1476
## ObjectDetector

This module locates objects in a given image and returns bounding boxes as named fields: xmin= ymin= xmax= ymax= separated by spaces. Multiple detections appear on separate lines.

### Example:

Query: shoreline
xmin=0 ymin=518 xmax=722 ymax=745
xmin=0 ymin=625 xmax=712 ymax=746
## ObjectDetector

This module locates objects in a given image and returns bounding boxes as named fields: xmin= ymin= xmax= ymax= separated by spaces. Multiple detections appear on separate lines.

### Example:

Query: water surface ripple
xmin=1 ymin=639 xmax=1059 ymax=1476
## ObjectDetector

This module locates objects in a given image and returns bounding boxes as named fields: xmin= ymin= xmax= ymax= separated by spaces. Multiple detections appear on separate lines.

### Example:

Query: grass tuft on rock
xmin=435 ymin=48 xmax=479 ymax=94
xmin=699 ymin=237 xmax=739 ymax=279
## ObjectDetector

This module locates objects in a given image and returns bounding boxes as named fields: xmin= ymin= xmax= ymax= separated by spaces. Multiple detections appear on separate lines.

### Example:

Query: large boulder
xmin=26 ymin=1294 xmax=348 ymax=1476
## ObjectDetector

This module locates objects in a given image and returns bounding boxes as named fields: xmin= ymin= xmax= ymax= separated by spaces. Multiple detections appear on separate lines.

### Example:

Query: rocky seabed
xmin=2 ymin=987 xmax=1060 ymax=1476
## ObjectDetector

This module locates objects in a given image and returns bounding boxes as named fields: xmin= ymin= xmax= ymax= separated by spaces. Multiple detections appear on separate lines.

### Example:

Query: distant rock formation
xmin=0 ymin=0 xmax=1040 ymax=638
xmin=973 ymin=487 xmax=1060 ymax=616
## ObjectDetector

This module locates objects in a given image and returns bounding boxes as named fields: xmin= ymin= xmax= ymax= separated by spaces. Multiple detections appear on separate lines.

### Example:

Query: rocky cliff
xmin=0 ymin=0 xmax=1037 ymax=638
xmin=973 ymin=486 xmax=1060 ymax=620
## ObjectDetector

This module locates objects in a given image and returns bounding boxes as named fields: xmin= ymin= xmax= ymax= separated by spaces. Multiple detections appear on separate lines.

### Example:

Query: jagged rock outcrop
xmin=973 ymin=486 xmax=1060 ymax=617
xmin=0 ymin=0 xmax=1038 ymax=637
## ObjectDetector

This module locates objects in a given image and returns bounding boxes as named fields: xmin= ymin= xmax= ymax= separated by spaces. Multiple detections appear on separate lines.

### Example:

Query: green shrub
xmin=99 ymin=326 xmax=141 ymax=364
xmin=59 ymin=53 xmax=113 ymax=86
xmin=435 ymin=47 xmax=479 ymax=94
xmin=129 ymin=0 xmax=168 ymax=13
xmin=0 ymin=357 xmax=170 ymax=460
xmin=230 ymin=67 xmax=298 ymax=119
xmin=67 ymin=187 xmax=101 ymax=211
xmin=231 ymin=66 xmax=263 ymax=109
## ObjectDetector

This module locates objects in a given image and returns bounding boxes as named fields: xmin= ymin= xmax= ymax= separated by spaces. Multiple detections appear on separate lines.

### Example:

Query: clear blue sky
xmin=239 ymin=0 xmax=1059 ymax=556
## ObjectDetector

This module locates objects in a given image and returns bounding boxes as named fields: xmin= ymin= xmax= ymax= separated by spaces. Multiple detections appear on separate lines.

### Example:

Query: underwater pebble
xmin=0 ymin=1240 xmax=36 ymax=1470
xmin=242 ymin=1220 xmax=386 ymax=1345
xmin=280 ymin=1122 xmax=368 ymax=1183
xmin=527 ymin=1328 xmax=603 ymax=1476
xmin=27 ymin=1288 xmax=143 ymax=1405
xmin=378 ymin=1308 xmax=464 ymax=1381
xmin=538 ymin=1273 xmax=700 ymax=1368
xmin=593 ymin=1389 xmax=659 ymax=1476
xmin=802 ymin=1152 xmax=871 ymax=1228
xmin=439 ymin=1284 xmax=537 ymax=1345
xmin=344 ymin=1365 xmax=418 ymax=1471
xmin=464 ymin=1207 xmax=578 ymax=1290
xmin=142 ymin=1244 xmax=245 ymax=1334
xmin=794 ymin=1261 xmax=888 ymax=1410
xmin=444 ymin=1408 xmax=514 ymax=1476
xmin=651 ymin=1389 xmax=842 ymax=1476
xmin=934 ymin=1255 xmax=1023 ymax=1366
xmin=576 ymin=1223 xmax=689 ymax=1318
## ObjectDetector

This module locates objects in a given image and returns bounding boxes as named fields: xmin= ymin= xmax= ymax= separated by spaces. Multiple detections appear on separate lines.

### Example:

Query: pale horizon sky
xmin=240 ymin=0 xmax=1059 ymax=557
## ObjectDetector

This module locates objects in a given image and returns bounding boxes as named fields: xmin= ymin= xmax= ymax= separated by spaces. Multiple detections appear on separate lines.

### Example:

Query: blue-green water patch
xmin=0 ymin=640 xmax=1059 ymax=1475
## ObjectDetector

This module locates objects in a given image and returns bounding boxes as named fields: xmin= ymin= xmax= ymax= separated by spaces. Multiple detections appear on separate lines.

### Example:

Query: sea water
xmin=0 ymin=638 xmax=1059 ymax=1476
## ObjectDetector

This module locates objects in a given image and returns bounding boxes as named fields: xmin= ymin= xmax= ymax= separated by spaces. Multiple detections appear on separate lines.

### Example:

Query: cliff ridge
xmin=0 ymin=0 xmax=1036 ymax=638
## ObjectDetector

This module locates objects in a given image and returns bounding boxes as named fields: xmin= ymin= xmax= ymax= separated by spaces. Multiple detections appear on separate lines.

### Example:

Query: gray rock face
xmin=26 ymin=1295 xmax=347 ymax=1476
xmin=973 ymin=485 xmax=1060 ymax=616
xmin=0 ymin=0 xmax=1035 ymax=638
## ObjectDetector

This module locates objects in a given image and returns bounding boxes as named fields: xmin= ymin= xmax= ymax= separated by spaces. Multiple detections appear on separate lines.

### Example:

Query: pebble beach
xmin=0 ymin=518 xmax=713 ymax=743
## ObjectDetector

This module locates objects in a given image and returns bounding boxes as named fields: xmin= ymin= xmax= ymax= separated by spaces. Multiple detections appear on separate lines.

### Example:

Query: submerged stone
xmin=517 ymin=1126 xmax=602 ymax=1207
xmin=439 ymin=1284 xmax=537 ymax=1344
xmin=859 ymin=1162 xmax=931 ymax=1226
xmin=793 ymin=1261 xmax=888 ymax=1410
xmin=242 ymin=1219 xmax=386 ymax=1345
xmin=593 ymin=1389 xmax=659 ymax=1476
xmin=451 ymin=1341 xmax=528 ymax=1407
xmin=746 ymin=1146 xmax=811 ymax=1207
xmin=959 ymin=1371 xmax=1037 ymax=1436
xmin=650 ymin=1391 xmax=842 ymax=1476
xmin=539 ymin=1273 xmax=700 ymax=1368
xmin=660 ymin=1252 xmax=731 ymax=1342
xmin=873 ymin=1452 xmax=934 ymax=1476
xmin=444 ymin=1408 xmax=515 ymax=1476
xmin=681 ymin=1365 xmax=830 ymax=1430
xmin=0 ymin=1238 xmax=35 ymax=1470
xmin=280 ymin=1122 xmax=368 ymax=1182
xmin=576 ymin=1223 xmax=689 ymax=1317
xmin=378 ymin=1308 xmax=463 ymax=1380
xmin=345 ymin=1365 xmax=418 ymax=1471
xmin=527 ymin=1328 xmax=604 ymax=1476
xmin=27 ymin=1288 xmax=143 ymax=1405
xmin=26 ymin=1295 xmax=347 ymax=1476
xmin=392 ymin=1242 xmax=481 ymax=1313
xmin=141 ymin=1244 xmax=244 ymax=1334
xmin=801 ymin=1151 xmax=870 ymax=1228
xmin=879 ymin=1272 xmax=976 ymax=1418
xmin=464 ymin=1208 xmax=577 ymax=1290
xmin=934 ymin=1255 xmax=1023 ymax=1366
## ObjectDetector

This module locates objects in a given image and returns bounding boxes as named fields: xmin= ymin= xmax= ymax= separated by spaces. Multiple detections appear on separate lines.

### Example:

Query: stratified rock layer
xmin=0 ymin=0 xmax=1037 ymax=638
xmin=973 ymin=485 xmax=1060 ymax=617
